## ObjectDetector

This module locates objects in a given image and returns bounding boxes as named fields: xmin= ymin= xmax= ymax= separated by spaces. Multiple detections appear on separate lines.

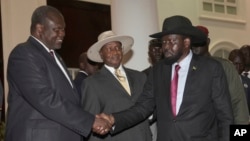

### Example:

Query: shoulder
xmin=10 ymin=37 xmax=40 ymax=58
xmin=212 ymin=57 xmax=233 ymax=66
xmin=124 ymin=67 xmax=146 ymax=79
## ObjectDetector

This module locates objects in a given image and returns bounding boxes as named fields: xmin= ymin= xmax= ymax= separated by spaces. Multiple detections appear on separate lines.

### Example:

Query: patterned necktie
xmin=171 ymin=65 xmax=181 ymax=116
xmin=115 ymin=69 xmax=131 ymax=95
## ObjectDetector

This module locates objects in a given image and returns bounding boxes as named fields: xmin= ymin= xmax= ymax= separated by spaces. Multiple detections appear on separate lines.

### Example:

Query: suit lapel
xmin=162 ymin=63 xmax=174 ymax=116
xmin=124 ymin=68 xmax=136 ymax=97
xmin=28 ymin=37 xmax=79 ymax=101
xmin=178 ymin=55 xmax=199 ymax=116
xmin=102 ymin=67 xmax=131 ymax=97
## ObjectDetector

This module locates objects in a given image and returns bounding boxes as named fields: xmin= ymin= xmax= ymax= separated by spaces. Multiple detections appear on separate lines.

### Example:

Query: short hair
xmin=228 ymin=49 xmax=245 ymax=64
xmin=30 ymin=5 xmax=61 ymax=33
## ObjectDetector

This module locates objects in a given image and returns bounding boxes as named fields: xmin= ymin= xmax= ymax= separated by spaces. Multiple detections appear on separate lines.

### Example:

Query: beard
xmin=163 ymin=51 xmax=183 ymax=65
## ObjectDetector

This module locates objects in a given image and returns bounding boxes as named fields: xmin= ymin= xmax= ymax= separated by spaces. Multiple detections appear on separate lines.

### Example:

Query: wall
xmin=81 ymin=0 xmax=110 ymax=5
xmin=1 ymin=0 xmax=46 ymax=115
xmin=157 ymin=0 xmax=250 ymax=53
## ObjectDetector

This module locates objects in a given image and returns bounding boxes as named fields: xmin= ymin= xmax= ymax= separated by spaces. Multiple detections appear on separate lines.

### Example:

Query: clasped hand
xmin=92 ymin=113 xmax=115 ymax=135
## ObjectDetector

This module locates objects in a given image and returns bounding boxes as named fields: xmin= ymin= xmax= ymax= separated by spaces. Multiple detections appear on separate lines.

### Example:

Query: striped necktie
xmin=115 ymin=69 xmax=131 ymax=95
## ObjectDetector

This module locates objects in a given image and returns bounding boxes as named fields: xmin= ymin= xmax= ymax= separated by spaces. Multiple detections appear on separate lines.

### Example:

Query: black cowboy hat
xmin=150 ymin=15 xmax=207 ymax=44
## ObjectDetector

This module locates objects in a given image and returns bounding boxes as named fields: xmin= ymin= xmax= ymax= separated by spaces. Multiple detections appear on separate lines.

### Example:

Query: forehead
xmin=45 ymin=12 xmax=65 ymax=26
xmin=102 ymin=41 xmax=122 ymax=48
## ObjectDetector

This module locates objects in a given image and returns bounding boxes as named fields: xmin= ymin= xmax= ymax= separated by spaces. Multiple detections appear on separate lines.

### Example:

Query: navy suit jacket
xmin=113 ymin=55 xmax=233 ymax=141
xmin=74 ymin=71 xmax=88 ymax=97
xmin=5 ymin=37 xmax=94 ymax=141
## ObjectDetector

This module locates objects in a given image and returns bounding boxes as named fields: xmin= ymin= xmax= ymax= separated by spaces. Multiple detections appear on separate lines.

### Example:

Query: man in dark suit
xmin=192 ymin=25 xmax=249 ymax=124
xmin=81 ymin=30 xmax=152 ymax=141
xmin=98 ymin=15 xmax=233 ymax=141
xmin=5 ymin=5 xmax=111 ymax=141
xmin=74 ymin=51 xmax=100 ymax=96
xmin=228 ymin=49 xmax=250 ymax=120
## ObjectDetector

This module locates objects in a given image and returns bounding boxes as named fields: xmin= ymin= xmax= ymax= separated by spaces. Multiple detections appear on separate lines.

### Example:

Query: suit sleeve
xmin=81 ymin=79 xmax=101 ymax=115
xmin=112 ymin=68 xmax=155 ymax=134
xmin=7 ymin=46 xmax=95 ymax=137
xmin=211 ymin=61 xmax=233 ymax=141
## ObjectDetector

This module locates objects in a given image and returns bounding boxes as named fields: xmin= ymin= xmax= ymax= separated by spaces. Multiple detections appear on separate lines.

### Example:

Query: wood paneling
xmin=47 ymin=0 xmax=111 ymax=67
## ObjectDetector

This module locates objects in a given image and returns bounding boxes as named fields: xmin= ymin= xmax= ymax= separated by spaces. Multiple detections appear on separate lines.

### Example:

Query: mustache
xmin=163 ymin=51 xmax=183 ymax=65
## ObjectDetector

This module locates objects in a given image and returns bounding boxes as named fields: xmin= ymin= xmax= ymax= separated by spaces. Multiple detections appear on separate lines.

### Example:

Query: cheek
xmin=172 ymin=44 xmax=179 ymax=51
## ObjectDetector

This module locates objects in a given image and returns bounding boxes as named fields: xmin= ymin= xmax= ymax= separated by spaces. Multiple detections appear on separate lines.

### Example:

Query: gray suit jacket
xmin=113 ymin=55 xmax=233 ymax=141
xmin=81 ymin=66 xmax=152 ymax=141
xmin=5 ymin=37 xmax=94 ymax=141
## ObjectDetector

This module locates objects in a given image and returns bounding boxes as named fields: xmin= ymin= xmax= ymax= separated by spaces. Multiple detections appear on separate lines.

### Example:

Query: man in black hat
xmin=97 ymin=15 xmax=233 ymax=141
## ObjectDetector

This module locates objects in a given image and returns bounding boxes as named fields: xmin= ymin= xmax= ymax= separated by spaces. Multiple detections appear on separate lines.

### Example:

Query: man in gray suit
xmin=81 ymin=30 xmax=152 ymax=141
xmin=5 ymin=5 xmax=111 ymax=141
xmin=98 ymin=16 xmax=233 ymax=141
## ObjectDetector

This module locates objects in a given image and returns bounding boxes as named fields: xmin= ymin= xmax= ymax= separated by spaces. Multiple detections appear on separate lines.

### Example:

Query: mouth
xmin=56 ymin=38 xmax=63 ymax=43
xmin=164 ymin=51 xmax=173 ymax=57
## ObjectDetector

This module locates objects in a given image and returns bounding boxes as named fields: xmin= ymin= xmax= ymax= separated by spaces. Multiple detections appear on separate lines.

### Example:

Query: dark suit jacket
xmin=113 ymin=55 xmax=233 ymax=141
xmin=241 ymin=75 xmax=250 ymax=114
xmin=5 ymin=37 xmax=94 ymax=141
xmin=81 ymin=66 xmax=152 ymax=141
xmin=74 ymin=71 xmax=88 ymax=97
xmin=142 ymin=66 xmax=152 ymax=76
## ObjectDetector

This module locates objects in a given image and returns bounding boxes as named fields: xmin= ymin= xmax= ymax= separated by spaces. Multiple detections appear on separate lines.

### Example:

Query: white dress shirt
xmin=171 ymin=51 xmax=192 ymax=114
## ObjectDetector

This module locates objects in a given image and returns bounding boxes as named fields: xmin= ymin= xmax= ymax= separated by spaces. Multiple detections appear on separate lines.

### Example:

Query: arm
xmin=211 ymin=62 xmax=233 ymax=141
xmin=110 ymin=71 xmax=156 ymax=134
xmin=8 ymin=46 xmax=95 ymax=136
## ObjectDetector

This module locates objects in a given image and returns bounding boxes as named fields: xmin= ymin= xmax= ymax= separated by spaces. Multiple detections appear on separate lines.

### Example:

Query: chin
xmin=163 ymin=57 xmax=178 ymax=65
xmin=54 ymin=46 xmax=62 ymax=50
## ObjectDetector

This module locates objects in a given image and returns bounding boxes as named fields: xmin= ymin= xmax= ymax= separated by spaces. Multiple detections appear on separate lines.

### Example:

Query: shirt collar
xmin=172 ymin=50 xmax=193 ymax=70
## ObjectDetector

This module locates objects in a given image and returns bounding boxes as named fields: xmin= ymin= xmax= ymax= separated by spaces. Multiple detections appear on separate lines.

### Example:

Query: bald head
xmin=30 ymin=5 xmax=63 ymax=34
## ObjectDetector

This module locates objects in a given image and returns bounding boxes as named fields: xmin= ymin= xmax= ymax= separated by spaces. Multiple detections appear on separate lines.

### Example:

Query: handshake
xmin=92 ymin=113 xmax=115 ymax=135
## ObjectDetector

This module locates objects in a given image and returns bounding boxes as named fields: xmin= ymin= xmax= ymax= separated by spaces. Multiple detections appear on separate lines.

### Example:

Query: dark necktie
xmin=50 ymin=51 xmax=54 ymax=57
xmin=49 ymin=51 xmax=56 ymax=61
xmin=171 ymin=65 xmax=180 ymax=117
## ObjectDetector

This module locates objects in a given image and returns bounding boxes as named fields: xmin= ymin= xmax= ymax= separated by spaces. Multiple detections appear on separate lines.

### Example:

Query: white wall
xmin=80 ymin=0 xmax=110 ymax=5
xmin=1 ymin=0 xmax=46 ymax=114
xmin=157 ymin=0 xmax=250 ymax=54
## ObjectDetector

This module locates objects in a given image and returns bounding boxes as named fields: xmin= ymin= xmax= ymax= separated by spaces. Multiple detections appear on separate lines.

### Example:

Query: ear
xmin=183 ymin=38 xmax=191 ymax=48
xmin=34 ymin=24 xmax=44 ymax=38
